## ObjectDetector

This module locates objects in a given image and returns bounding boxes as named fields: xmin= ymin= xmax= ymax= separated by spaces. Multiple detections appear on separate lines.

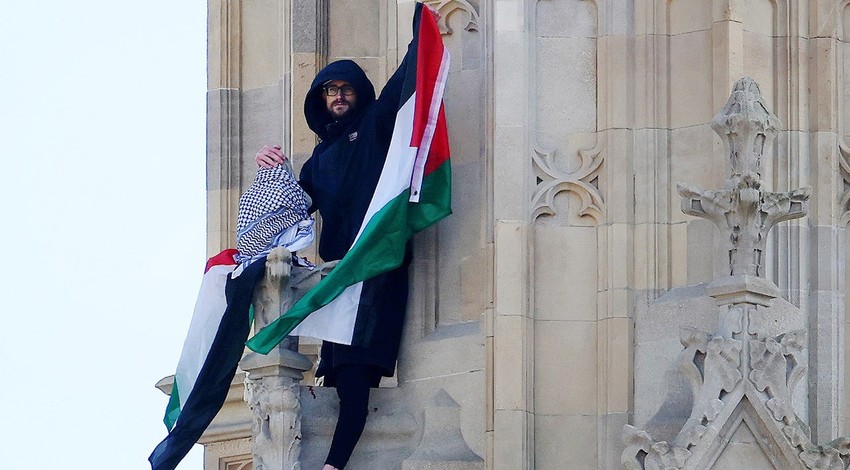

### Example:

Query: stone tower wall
xmin=204 ymin=1 xmax=850 ymax=468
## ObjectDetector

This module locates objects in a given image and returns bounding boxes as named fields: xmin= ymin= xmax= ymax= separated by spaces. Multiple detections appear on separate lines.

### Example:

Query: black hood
xmin=304 ymin=60 xmax=377 ymax=141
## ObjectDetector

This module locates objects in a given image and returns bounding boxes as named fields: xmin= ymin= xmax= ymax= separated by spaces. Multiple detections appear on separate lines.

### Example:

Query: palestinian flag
xmin=246 ymin=3 xmax=451 ymax=353
xmin=150 ymin=250 xmax=265 ymax=470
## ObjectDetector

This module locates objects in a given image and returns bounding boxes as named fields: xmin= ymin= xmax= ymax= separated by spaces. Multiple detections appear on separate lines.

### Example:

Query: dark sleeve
xmin=298 ymin=159 xmax=318 ymax=214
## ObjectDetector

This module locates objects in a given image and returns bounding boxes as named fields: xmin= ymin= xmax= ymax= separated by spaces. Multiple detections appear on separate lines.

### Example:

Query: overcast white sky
xmin=1 ymin=2 xmax=208 ymax=468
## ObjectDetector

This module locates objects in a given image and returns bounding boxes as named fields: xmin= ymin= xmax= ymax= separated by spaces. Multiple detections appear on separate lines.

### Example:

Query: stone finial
xmin=677 ymin=77 xmax=811 ymax=278
xmin=623 ymin=78 xmax=833 ymax=470
xmin=711 ymin=77 xmax=779 ymax=180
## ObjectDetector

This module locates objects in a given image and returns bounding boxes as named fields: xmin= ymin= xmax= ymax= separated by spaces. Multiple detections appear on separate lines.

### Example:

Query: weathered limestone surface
xmin=623 ymin=78 xmax=850 ymax=470
xmin=187 ymin=0 xmax=850 ymax=469
xmin=634 ymin=284 xmax=807 ymax=436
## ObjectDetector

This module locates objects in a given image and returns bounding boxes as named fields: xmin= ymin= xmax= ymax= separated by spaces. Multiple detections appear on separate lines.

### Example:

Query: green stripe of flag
xmin=163 ymin=380 xmax=181 ymax=430
xmin=409 ymin=157 xmax=451 ymax=232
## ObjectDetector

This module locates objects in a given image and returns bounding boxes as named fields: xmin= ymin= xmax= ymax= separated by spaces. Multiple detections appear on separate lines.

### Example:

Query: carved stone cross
xmin=677 ymin=77 xmax=810 ymax=277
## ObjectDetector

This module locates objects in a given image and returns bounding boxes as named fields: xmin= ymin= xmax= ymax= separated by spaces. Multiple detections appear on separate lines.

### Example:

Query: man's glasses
xmin=323 ymin=84 xmax=355 ymax=96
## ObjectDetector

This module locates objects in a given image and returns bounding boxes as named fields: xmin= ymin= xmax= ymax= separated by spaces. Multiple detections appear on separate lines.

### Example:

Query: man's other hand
xmin=256 ymin=145 xmax=286 ymax=168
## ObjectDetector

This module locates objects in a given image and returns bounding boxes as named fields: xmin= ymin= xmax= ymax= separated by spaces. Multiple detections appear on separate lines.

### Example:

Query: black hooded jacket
xmin=298 ymin=54 xmax=413 ymax=378
xmin=299 ymin=58 xmax=408 ymax=261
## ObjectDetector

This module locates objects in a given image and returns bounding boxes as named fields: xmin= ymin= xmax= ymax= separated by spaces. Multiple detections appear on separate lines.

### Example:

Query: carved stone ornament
xmin=241 ymin=246 xmax=328 ymax=470
xmin=839 ymin=140 xmax=850 ymax=225
xmin=622 ymin=78 xmax=848 ymax=469
xmin=423 ymin=0 xmax=480 ymax=35
xmin=244 ymin=377 xmax=302 ymax=470
xmin=622 ymin=302 xmax=843 ymax=469
xmin=532 ymin=140 xmax=604 ymax=223
xmin=677 ymin=78 xmax=810 ymax=277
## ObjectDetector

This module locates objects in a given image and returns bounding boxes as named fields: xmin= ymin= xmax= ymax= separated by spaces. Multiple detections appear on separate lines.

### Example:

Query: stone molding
xmin=207 ymin=0 xmax=242 ymax=255
xmin=705 ymin=275 xmax=779 ymax=308
xmin=209 ymin=0 xmax=241 ymax=91
xmin=530 ymin=0 xmax=602 ymax=226
xmin=225 ymin=461 xmax=252 ymax=470
xmin=206 ymin=437 xmax=252 ymax=470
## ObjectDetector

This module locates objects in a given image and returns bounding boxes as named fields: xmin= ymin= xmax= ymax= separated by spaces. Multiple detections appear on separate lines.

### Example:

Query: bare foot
xmin=322 ymin=465 xmax=339 ymax=470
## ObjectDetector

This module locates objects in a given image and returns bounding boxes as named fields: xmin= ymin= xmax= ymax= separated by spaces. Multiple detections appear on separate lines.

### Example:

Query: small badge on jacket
xmin=349 ymin=132 xmax=358 ymax=141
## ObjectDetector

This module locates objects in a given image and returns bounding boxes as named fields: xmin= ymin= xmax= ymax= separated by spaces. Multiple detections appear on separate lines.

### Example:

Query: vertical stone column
xmin=596 ymin=2 xmax=635 ymax=467
xmin=710 ymin=0 xmax=745 ymax=112
xmin=837 ymin=0 xmax=850 ymax=438
xmin=290 ymin=0 xmax=326 ymax=167
xmin=806 ymin=0 xmax=846 ymax=443
xmin=207 ymin=0 xmax=242 ymax=255
xmin=492 ymin=1 xmax=533 ymax=469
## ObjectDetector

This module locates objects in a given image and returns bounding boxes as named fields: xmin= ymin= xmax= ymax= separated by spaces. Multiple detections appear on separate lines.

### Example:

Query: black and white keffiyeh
xmin=236 ymin=163 xmax=313 ymax=263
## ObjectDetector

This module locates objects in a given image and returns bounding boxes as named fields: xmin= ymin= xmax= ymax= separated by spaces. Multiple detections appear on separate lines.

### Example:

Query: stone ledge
xmin=706 ymin=275 xmax=778 ymax=306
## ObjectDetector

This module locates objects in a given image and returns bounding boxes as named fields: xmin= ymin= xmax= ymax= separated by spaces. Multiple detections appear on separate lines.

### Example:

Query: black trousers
xmin=324 ymin=364 xmax=383 ymax=469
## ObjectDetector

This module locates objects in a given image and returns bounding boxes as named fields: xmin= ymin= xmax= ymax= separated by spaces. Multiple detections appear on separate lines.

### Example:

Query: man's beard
xmin=328 ymin=99 xmax=353 ymax=120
